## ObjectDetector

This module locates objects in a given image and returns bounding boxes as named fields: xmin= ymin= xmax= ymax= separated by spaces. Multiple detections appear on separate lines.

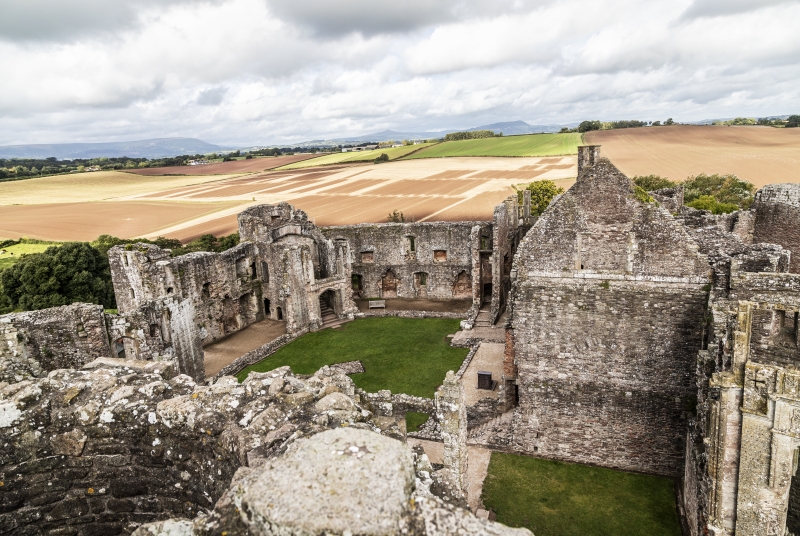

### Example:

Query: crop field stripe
xmin=275 ymin=143 xmax=436 ymax=170
xmin=400 ymin=133 xmax=583 ymax=159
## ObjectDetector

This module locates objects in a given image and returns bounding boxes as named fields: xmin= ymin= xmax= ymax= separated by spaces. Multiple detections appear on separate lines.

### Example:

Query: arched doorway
xmin=381 ymin=270 xmax=398 ymax=298
xmin=319 ymin=289 xmax=337 ymax=325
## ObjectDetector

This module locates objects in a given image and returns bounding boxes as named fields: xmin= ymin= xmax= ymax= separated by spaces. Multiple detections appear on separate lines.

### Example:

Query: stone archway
xmin=381 ymin=270 xmax=398 ymax=298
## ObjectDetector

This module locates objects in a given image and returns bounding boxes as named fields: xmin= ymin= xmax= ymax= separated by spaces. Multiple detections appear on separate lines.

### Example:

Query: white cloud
xmin=0 ymin=0 xmax=798 ymax=146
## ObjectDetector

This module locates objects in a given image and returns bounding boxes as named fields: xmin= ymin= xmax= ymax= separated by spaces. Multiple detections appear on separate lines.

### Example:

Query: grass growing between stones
xmin=482 ymin=453 xmax=682 ymax=536
xmin=405 ymin=411 xmax=430 ymax=432
xmin=236 ymin=317 xmax=467 ymax=398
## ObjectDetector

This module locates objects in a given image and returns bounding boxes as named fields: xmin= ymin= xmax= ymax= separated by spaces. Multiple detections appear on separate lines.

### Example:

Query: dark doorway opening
xmin=276 ymin=307 xmax=283 ymax=320
xmin=264 ymin=298 xmax=271 ymax=316
xmin=483 ymin=283 xmax=493 ymax=304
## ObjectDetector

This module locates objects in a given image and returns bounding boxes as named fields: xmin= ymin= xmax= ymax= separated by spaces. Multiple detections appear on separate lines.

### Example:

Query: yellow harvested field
xmin=0 ymin=171 xmax=241 ymax=205
xmin=0 ymin=156 xmax=577 ymax=242
xmin=143 ymin=156 xmax=577 ymax=240
xmin=586 ymin=125 xmax=800 ymax=188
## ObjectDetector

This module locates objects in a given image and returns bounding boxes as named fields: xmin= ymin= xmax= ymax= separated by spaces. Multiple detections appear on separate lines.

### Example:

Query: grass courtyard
xmin=236 ymin=317 xmax=467 ymax=398
xmin=482 ymin=453 xmax=682 ymax=536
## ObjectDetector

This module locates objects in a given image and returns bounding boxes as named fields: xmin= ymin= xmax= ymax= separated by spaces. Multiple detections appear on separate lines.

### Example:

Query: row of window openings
xmin=361 ymin=250 xmax=447 ymax=263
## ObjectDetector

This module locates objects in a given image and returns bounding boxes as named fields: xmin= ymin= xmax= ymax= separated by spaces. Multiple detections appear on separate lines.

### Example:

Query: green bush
xmin=633 ymin=175 xmax=676 ymax=191
xmin=686 ymin=195 xmax=739 ymax=214
xmin=787 ymin=115 xmax=800 ymax=128
xmin=515 ymin=180 xmax=565 ymax=217
xmin=373 ymin=153 xmax=389 ymax=164
xmin=683 ymin=173 xmax=755 ymax=209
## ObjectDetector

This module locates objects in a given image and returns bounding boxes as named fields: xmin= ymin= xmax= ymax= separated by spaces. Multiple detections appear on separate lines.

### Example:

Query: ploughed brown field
xmin=0 ymin=201 xmax=243 ymax=242
xmin=127 ymin=154 xmax=320 ymax=176
xmin=586 ymin=125 xmax=800 ymax=187
xmin=0 ymin=156 xmax=577 ymax=242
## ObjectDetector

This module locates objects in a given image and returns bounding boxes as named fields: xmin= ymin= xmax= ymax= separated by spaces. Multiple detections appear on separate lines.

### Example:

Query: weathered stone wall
xmin=0 ymin=360 xmax=401 ymax=535
xmin=1 ymin=358 xmax=524 ymax=536
xmin=0 ymin=304 xmax=112 ymax=383
xmin=508 ymin=156 xmax=711 ymax=476
xmin=109 ymin=242 xmax=266 ymax=346
xmin=321 ymin=222 xmax=480 ymax=301
xmin=753 ymin=183 xmax=800 ymax=273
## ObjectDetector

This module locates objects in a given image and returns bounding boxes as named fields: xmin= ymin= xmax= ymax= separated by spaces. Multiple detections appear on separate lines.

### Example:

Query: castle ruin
xmin=1 ymin=146 xmax=799 ymax=535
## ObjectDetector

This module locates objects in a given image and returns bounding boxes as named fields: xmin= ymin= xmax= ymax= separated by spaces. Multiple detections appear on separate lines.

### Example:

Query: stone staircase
xmin=473 ymin=309 xmax=494 ymax=328
xmin=468 ymin=410 xmax=514 ymax=445
xmin=319 ymin=297 xmax=348 ymax=329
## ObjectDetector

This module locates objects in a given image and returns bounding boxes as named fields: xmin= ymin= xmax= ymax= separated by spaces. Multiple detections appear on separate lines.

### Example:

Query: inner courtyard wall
xmin=321 ymin=221 xmax=481 ymax=303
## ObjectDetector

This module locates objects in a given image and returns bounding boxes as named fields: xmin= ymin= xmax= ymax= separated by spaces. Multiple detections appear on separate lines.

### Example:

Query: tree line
xmin=0 ymin=233 xmax=240 ymax=314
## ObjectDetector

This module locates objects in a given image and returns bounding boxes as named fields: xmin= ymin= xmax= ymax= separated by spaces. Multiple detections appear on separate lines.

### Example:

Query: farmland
xmin=0 ymin=170 xmax=240 ymax=205
xmin=128 ymin=154 xmax=318 ymax=176
xmin=0 ymin=155 xmax=576 ymax=242
xmin=0 ymin=241 xmax=58 ymax=271
xmin=586 ymin=125 xmax=800 ymax=188
xmin=276 ymin=144 xmax=434 ymax=170
xmin=402 ymin=133 xmax=583 ymax=159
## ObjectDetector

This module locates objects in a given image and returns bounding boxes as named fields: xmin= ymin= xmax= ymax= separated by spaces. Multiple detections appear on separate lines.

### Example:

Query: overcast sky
xmin=1 ymin=0 xmax=799 ymax=146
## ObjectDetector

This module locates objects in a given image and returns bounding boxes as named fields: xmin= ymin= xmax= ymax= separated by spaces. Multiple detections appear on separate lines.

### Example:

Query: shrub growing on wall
xmin=515 ymin=180 xmax=565 ymax=217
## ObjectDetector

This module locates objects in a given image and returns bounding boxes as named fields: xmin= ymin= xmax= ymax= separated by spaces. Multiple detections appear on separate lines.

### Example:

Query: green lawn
xmin=401 ymin=133 xmax=583 ymax=159
xmin=237 ymin=317 xmax=467 ymax=398
xmin=0 ymin=242 xmax=58 ymax=271
xmin=482 ymin=453 xmax=682 ymax=536
xmin=276 ymin=144 xmax=435 ymax=170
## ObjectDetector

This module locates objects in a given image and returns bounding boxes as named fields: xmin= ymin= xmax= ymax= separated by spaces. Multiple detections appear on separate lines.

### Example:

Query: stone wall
xmin=0 ymin=304 xmax=112 ymax=384
xmin=321 ymin=221 xmax=480 ymax=302
xmin=508 ymin=156 xmax=711 ymax=476
xmin=753 ymin=183 xmax=800 ymax=273
xmin=0 ymin=359 xmax=525 ymax=536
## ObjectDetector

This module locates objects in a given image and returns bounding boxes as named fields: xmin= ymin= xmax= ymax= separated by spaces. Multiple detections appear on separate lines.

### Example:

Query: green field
xmin=0 ymin=242 xmax=58 ymax=271
xmin=482 ymin=453 xmax=682 ymax=536
xmin=237 ymin=317 xmax=467 ymax=398
xmin=401 ymin=133 xmax=583 ymax=159
xmin=277 ymin=144 xmax=435 ymax=170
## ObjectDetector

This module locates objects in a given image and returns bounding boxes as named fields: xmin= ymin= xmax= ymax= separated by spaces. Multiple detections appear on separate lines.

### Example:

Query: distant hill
xmin=0 ymin=138 xmax=227 ymax=159
xmin=322 ymin=120 xmax=568 ymax=145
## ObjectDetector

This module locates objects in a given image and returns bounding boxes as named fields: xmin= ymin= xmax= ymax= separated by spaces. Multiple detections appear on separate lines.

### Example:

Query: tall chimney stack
xmin=577 ymin=145 xmax=601 ymax=177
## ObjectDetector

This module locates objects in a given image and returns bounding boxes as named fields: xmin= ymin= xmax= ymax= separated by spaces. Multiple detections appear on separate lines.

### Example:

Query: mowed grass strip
xmin=482 ymin=453 xmax=682 ymax=536
xmin=237 ymin=317 xmax=467 ymax=398
xmin=276 ymin=144 xmax=435 ymax=170
xmin=402 ymin=133 xmax=583 ymax=159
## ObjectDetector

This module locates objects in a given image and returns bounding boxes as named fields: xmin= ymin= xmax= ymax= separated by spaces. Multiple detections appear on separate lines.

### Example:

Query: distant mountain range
xmin=0 ymin=138 xmax=227 ymax=159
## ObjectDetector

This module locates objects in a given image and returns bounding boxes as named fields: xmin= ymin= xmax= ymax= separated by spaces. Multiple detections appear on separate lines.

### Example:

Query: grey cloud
xmin=0 ymin=0 xmax=223 ymax=42
xmin=196 ymin=87 xmax=228 ymax=106
xmin=679 ymin=0 xmax=799 ymax=20
xmin=264 ymin=0 xmax=546 ymax=37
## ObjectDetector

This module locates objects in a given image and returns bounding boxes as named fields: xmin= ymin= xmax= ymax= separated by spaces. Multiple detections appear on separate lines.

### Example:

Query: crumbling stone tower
xmin=506 ymin=152 xmax=712 ymax=476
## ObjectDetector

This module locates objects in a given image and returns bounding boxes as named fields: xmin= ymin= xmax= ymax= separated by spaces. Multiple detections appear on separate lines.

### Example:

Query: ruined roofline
xmin=108 ymin=240 xmax=255 ymax=263
xmin=754 ymin=182 xmax=800 ymax=207
xmin=321 ymin=220 xmax=486 ymax=232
